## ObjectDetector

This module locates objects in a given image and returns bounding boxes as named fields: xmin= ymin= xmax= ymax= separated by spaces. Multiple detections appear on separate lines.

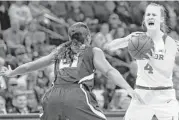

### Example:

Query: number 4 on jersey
xmin=144 ymin=63 xmax=153 ymax=74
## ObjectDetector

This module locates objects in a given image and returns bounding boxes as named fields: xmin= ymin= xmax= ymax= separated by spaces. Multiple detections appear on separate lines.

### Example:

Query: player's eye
xmin=152 ymin=13 xmax=156 ymax=16
xmin=146 ymin=13 xmax=150 ymax=16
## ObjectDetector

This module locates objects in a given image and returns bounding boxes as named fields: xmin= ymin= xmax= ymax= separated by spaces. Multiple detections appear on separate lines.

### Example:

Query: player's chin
xmin=146 ymin=26 xmax=157 ymax=30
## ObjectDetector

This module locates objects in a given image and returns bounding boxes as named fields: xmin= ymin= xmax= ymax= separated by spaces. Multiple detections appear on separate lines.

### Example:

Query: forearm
xmin=9 ymin=55 xmax=53 ymax=77
xmin=106 ymin=68 xmax=133 ymax=91
xmin=105 ymin=37 xmax=129 ymax=51
xmin=9 ymin=64 xmax=30 ymax=77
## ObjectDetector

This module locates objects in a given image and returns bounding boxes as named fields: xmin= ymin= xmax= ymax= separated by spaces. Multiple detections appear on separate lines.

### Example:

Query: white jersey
xmin=136 ymin=34 xmax=178 ymax=87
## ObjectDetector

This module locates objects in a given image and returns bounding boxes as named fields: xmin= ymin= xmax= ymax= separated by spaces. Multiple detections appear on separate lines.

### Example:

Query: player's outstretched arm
xmin=92 ymin=47 xmax=145 ymax=104
xmin=93 ymin=47 xmax=145 ymax=104
xmin=0 ymin=45 xmax=63 ymax=77
xmin=1 ymin=55 xmax=53 ymax=77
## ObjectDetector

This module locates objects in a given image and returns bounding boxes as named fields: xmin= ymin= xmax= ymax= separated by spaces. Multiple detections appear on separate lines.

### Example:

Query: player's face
xmin=144 ymin=5 xmax=163 ymax=31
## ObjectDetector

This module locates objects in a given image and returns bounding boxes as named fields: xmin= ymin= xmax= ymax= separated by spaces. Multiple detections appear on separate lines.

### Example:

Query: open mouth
xmin=148 ymin=21 xmax=154 ymax=26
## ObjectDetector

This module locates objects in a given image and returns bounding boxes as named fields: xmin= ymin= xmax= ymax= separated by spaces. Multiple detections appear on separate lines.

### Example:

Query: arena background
xmin=0 ymin=1 xmax=179 ymax=120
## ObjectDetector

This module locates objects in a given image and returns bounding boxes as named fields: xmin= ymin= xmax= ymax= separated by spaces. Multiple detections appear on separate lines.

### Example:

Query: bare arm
xmin=93 ymin=47 xmax=132 ymax=91
xmin=104 ymin=32 xmax=144 ymax=51
xmin=6 ymin=46 xmax=62 ymax=77
xmin=104 ymin=35 xmax=130 ymax=51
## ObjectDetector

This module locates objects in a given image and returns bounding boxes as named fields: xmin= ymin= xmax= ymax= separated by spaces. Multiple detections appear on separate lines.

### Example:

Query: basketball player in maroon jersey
xmin=0 ymin=22 xmax=143 ymax=120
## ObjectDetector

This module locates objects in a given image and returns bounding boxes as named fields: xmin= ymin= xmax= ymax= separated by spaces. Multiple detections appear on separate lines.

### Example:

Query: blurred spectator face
xmin=144 ymin=5 xmax=162 ymax=31
xmin=100 ymin=23 xmax=109 ymax=35
xmin=109 ymin=14 xmax=121 ymax=29
xmin=15 ymin=94 xmax=27 ymax=109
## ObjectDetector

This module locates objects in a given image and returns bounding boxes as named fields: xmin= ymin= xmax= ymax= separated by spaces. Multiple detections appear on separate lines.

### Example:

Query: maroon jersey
xmin=54 ymin=47 xmax=95 ymax=88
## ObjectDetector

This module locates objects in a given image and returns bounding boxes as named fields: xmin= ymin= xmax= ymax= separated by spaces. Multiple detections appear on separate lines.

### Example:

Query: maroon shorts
xmin=40 ymin=83 xmax=106 ymax=120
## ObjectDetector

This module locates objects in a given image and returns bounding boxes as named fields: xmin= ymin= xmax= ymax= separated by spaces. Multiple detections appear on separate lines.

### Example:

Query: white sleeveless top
xmin=136 ymin=35 xmax=178 ymax=87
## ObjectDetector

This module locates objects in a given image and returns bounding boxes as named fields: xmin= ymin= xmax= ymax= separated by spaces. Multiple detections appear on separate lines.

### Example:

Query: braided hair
xmin=54 ymin=22 xmax=91 ymax=64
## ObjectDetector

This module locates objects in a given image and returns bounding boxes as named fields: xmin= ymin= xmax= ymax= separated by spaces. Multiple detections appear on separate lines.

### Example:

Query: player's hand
xmin=127 ymin=89 xmax=145 ymax=104
xmin=0 ymin=65 xmax=12 ymax=77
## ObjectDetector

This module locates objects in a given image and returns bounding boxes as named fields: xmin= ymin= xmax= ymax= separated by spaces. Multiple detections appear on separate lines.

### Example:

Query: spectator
xmin=34 ymin=70 xmax=50 ymax=102
xmin=4 ymin=78 xmax=18 ymax=113
xmin=105 ymin=1 xmax=116 ymax=14
xmin=67 ymin=1 xmax=85 ymax=25
xmin=106 ymin=13 xmax=122 ymax=42
xmin=0 ymin=58 xmax=7 ymax=90
xmin=10 ymin=89 xmax=30 ymax=114
xmin=109 ymin=89 xmax=130 ymax=110
xmin=26 ymin=90 xmax=40 ymax=113
xmin=15 ymin=46 xmax=31 ymax=66
xmin=3 ymin=20 xmax=25 ymax=55
xmin=25 ymin=20 xmax=46 ymax=58
xmin=0 ymin=95 xmax=7 ymax=114
xmin=92 ymin=23 xmax=109 ymax=49
xmin=8 ymin=1 xmax=32 ymax=29
xmin=0 ymin=1 xmax=11 ymax=31
xmin=114 ymin=1 xmax=132 ymax=25
xmin=0 ymin=35 xmax=7 ymax=58
xmin=28 ymin=1 xmax=50 ymax=19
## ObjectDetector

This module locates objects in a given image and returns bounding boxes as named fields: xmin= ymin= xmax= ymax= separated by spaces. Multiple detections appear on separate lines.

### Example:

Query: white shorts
xmin=124 ymin=89 xmax=179 ymax=120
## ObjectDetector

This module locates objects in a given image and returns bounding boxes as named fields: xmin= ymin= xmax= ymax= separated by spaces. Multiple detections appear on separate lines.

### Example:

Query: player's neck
xmin=146 ymin=30 xmax=162 ymax=41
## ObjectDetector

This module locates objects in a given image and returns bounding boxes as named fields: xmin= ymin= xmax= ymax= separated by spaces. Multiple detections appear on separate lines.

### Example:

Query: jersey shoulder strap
xmin=162 ymin=34 xmax=168 ymax=44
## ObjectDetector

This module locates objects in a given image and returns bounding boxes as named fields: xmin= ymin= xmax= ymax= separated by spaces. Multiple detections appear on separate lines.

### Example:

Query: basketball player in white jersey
xmin=104 ymin=3 xmax=179 ymax=120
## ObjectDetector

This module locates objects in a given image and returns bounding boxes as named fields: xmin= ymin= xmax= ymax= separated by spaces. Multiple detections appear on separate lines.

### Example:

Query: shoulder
xmin=166 ymin=35 xmax=177 ymax=46
xmin=166 ymin=35 xmax=178 ymax=52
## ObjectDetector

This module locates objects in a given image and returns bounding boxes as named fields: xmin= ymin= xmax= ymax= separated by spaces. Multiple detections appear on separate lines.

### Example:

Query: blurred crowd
xmin=1 ymin=1 xmax=179 ymax=114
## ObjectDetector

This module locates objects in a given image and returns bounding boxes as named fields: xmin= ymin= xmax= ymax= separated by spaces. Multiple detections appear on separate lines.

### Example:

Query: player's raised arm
xmin=92 ymin=47 xmax=144 ymax=104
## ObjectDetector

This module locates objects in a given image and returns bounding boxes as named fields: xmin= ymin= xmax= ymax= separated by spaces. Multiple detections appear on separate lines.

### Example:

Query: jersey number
xmin=144 ymin=63 xmax=153 ymax=74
